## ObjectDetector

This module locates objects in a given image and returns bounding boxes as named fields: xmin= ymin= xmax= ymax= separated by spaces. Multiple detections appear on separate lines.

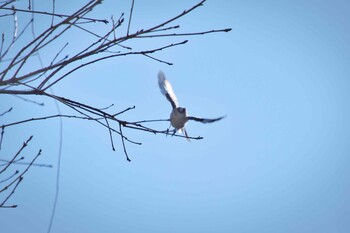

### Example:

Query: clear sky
xmin=1 ymin=0 xmax=349 ymax=233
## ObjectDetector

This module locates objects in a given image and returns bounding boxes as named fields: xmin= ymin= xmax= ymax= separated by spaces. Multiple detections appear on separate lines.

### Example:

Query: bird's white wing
xmin=158 ymin=71 xmax=178 ymax=109
xmin=187 ymin=115 xmax=226 ymax=123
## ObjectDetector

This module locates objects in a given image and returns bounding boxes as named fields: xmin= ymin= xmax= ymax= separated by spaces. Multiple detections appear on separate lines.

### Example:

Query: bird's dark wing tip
xmin=187 ymin=115 xmax=226 ymax=123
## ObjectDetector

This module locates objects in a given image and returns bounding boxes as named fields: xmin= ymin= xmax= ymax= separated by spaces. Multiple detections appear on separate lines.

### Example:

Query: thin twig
xmin=41 ymin=40 xmax=188 ymax=91
xmin=51 ymin=0 xmax=56 ymax=26
xmin=136 ymin=28 xmax=232 ymax=38
xmin=44 ymin=93 xmax=141 ymax=145
xmin=13 ymin=95 xmax=44 ymax=106
xmin=128 ymin=118 xmax=170 ymax=124
xmin=104 ymin=115 xmax=115 ymax=151
xmin=2 ymin=114 xmax=91 ymax=128
xmin=0 ymin=107 xmax=13 ymax=117
xmin=99 ymin=103 xmax=114 ymax=111
xmin=151 ymin=25 xmax=180 ymax=33
xmin=0 ymin=0 xmax=16 ymax=9
xmin=49 ymin=42 xmax=69 ymax=67
xmin=46 ymin=82 xmax=63 ymax=233
xmin=0 ymin=17 xmax=33 ymax=62
xmin=142 ymin=53 xmax=173 ymax=65
xmin=0 ymin=126 xmax=4 ymax=150
xmin=127 ymin=0 xmax=135 ymax=36
xmin=1 ymin=6 xmax=108 ymax=24
xmin=119 ymin=123 xmax=131 ymax=161
xmin=0 ymin=148 xmax=42 ymax=193
xmin=1 ymin=0 xmax=100 ymax=82
xmin=0 ymin=136 xmax=33 ymax=174
xmin=114 ymin=106 xmax=135 ymax=116
xmin=138 ymin=0 xmax=206 ymax=34
xmin=0 ymin=176 xmax=22 ymax=208
xmin=0 ymin=159 xmax=52 ymax=168
xmin=0 ymin=170 xmax=18 ymax=184
xmin=0 ymin=33 xmax=4 ymax=59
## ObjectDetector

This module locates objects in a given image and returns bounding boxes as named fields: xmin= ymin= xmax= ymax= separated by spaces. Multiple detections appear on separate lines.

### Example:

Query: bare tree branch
xmin=0 ymin=0 xmax=230 ymax=211
xmin=0 ymin=176 xmax=22 ymax=208
xmin=0 ymin=107 xmax=12 ymax=117
xmin=119 ymin=123 xmax=131 ymax=162
xmin=127 ymin=0 xmax=135 ymax=36
xmin=0 ymin=170 xmax=18 ymax=184
xmin=0 ymin=159 xmax=52 ymax=168
xmin=0 ymin=5 xmax=108 ymax=23
xmin=0 ymin=137 xmax=43 ymax=208
xmin=0 ymin=136 xmax=33 ymax=174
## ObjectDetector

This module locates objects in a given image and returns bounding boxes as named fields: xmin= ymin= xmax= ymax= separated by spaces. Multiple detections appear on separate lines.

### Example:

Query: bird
xmin=157 ymin=71 xmax=225 ymax=140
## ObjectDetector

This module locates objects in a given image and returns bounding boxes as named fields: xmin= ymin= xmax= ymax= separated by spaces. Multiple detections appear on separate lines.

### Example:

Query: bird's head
xmin=177 ymin=107 xmax=187 ymax=115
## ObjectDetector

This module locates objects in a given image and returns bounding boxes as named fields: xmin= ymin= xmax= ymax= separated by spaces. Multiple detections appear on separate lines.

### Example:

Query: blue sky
xmin=1 ymin=0 xmax=350 ymax=232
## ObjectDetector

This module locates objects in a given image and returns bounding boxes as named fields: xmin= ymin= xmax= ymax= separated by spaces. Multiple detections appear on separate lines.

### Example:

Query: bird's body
xmin=157 ymin=71 xmax=225 ymax=140
xmin=170 ymin=107 xmax=188 ymax=130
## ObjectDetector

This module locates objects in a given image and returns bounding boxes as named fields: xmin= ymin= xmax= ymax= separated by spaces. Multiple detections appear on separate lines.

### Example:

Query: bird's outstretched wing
xmin=187 ymin=115 xmax=226 ymax=123
xmin=158 ymin=71 xmax=178 ymax=109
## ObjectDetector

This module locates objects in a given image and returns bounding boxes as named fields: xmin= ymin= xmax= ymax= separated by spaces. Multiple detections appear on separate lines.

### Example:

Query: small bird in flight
xmin=158 ymin=71 xmax=225 ymax=140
